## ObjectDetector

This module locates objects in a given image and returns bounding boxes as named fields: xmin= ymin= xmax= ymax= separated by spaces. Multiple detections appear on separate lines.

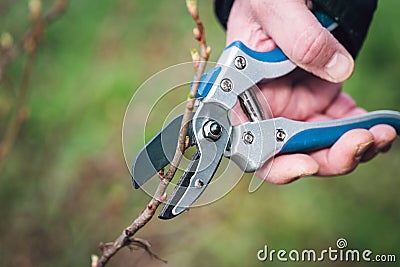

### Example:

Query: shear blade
xmin=132 ymin=113 xmax=195 ymax=189
xmin=159 ymin=102 xmax=231 ymax=219
xmin=158 ymin=151 xmax=201 ymax=220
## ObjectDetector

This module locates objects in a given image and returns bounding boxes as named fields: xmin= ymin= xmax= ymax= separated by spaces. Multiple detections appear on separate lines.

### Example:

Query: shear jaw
xmin=158 ymin=102 xmax=231 ymax=219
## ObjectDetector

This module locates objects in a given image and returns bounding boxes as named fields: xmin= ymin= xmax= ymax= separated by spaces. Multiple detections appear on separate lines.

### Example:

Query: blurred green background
xmin=0 ymin=0 xmax=399 ymax=266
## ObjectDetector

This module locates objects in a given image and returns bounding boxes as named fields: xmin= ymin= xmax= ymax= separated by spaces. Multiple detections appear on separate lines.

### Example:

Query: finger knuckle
xmin=291 ymin=25 xmax=328 ymax=66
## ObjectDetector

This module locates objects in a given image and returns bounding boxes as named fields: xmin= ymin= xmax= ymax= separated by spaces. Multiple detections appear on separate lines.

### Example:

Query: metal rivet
xmin=234 ymin=56 xmax=247 ymax=70
xmin=220 ymin=78 xmax=233 ymax=92
xmin=276 ymin=129 xmax=286 ymax=142
xmin=203 ymin=120 xmax=222 ymax=141
xmin=243 ymin=131 xmax=254 ymax=144
xmin=195 ymin=179 xmax=204 ymax=188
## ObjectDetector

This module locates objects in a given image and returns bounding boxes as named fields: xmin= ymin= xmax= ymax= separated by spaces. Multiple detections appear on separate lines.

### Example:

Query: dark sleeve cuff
xmin=214 ymin=0 xmax=234 ymax=29
xmin=312 ymin=0 xmax=377 ymax=57
xmin=214 ymin=0 xmax=378 ymax=57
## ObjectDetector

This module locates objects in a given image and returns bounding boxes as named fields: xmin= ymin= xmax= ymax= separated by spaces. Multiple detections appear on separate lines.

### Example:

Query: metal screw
xmin=243 ymin=131 xmax=254 ymax=144
xmin=195 ymin=179 xmax=204 ymax=188
xmin=203 ymin=120 xmax=222 ymax=141
xmin=276 ymin=129 xmax=286 ymax=142
xmin=220 ymin=78 xmax=233 ymax=92
xmin=234 ymin=56 xmax=247 ymax=70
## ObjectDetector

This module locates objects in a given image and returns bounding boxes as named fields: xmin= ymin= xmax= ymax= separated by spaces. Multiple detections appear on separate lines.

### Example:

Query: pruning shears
xmin=131 ymin=11 xmax=400 ymax=219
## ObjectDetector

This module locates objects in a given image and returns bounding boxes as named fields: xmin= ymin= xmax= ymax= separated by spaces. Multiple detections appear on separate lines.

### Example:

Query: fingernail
xmin=325 ymin=52 xmax=353 ymax=82
xmin=298 ymin=169 xmax=319 ymax=180
xmin=380 ymin=144 xmax=392 ymax=153
xmin=290 ymin=173 xmax=314 ymax=183
xmin=355 ymin=141 xmax=374 ymax=160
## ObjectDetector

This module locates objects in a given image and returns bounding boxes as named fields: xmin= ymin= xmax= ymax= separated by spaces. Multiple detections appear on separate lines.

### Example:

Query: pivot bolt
xmin=234 ymin=56 xmax=247 ymax=70
xmin=195 ymin=179 xmax=204 ymax=189
xmin=203 ymin=120 xmax=222 ymax=141
xmin=243 ymin=131 xmax=254 ymax=144
xmin=276 ymin=129 xmax=286 ymax=142
xmin=220 ymin=78 xmax=233 ymax=92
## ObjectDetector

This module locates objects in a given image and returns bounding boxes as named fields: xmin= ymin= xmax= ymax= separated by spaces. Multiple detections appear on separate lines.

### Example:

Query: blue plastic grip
xmin=195 ymin=66 xmax=221 ymax=98
xmin=225 ymin=41 xmax=288 ymax=63
xmin=279 ymin=118 xmax=400 ymax=154
xmin=313 ymin=11 xmax=336 ymax=29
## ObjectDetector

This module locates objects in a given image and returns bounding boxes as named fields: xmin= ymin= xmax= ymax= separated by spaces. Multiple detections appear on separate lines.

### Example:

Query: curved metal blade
xmin=132 ymin=113 xmax=195 ymax=189
xmin=159 ymin=103 xmax=231 ymax=219
xmin=158 ymin=151 xmax=201 ymax=220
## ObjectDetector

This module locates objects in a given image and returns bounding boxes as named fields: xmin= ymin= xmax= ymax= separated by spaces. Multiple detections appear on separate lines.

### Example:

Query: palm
xmin=232 ymin=70 xmax=364 ymax=123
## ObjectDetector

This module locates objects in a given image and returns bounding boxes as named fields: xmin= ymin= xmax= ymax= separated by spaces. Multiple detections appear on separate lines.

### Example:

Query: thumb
xmin=252 ymin=0 xmax=354 ymax=83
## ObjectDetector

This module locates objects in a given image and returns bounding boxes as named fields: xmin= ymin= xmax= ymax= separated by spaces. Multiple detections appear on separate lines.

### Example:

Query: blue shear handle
xmin=279 ymin=111 xmax=400 ymax=154
xmin=225 ymin=11 xmax=337 ymax=64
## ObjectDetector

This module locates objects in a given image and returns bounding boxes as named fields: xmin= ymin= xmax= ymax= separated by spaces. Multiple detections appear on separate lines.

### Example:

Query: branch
xmin=94 ymin=0 xmax=211 ymax=266
xmin=0 ymin=0 xmax=69 ymax=165
xmin=0 ymin=0 xmax=68 ymax=80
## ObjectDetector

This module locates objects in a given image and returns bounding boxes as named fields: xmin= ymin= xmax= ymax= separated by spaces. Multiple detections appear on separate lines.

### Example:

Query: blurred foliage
xmin=0 ymin=0 xmax=399 ymax=266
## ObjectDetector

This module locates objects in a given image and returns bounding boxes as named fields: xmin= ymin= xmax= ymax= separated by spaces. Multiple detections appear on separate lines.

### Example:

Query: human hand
xmin=227 ymin=0 xmax=354 ymax=82
xmin=227 ymin=0 xmax=397 ymax=184
xmin=231 ymin=70 xmax=397 ymax=184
